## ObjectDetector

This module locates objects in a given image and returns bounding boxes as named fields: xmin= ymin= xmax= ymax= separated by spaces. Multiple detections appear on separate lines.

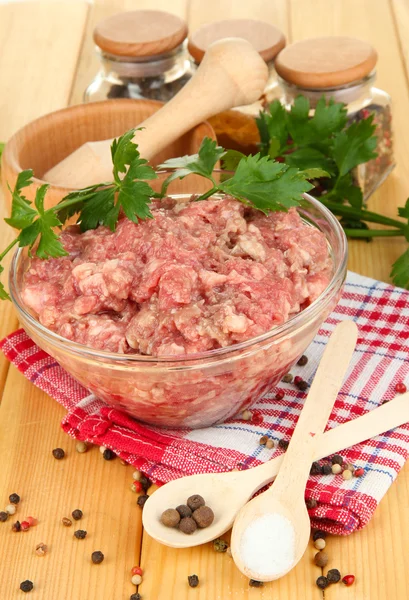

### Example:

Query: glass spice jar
xmin=188 ymin=19 xmax=286 ymax=154
xmin=84 ymin=10 xmax=194 ymax=103
xmin=275 ymin=36 xmax=394 ymax=200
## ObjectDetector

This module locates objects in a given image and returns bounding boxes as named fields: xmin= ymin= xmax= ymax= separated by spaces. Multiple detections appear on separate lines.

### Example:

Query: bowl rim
xmin=9 ymin=192 xmax=347 ymax=363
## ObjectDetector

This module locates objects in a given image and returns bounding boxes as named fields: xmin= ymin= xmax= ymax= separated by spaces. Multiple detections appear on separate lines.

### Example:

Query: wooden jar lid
xmin=94 ymin=10 xmax=188 ymax=58
xmin=275 ymin=37 xmax=378 ymax=89
xmin=188 ymin=19 xmax=286 ymax=63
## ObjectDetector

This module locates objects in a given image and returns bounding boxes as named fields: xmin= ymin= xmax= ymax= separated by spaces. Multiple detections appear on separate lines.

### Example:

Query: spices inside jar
xmin=85 ymin=10 xmax=193 ymax=103
xmin=188 ymin=19 xmax=286 ymax=153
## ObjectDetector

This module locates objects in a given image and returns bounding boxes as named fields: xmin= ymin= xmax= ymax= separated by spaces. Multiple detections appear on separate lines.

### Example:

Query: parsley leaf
xmin=0 ymin=264 xmax=10 ymax=301
xmin=4 ymin=170 xmax=37 ymax=230
xmin=391 ymin=248 xmax=409 ymax=289
xmin=330 ymin=173 xmax=364 ymax=210
xmin=332 ymin=116 xmax=378 ymax=177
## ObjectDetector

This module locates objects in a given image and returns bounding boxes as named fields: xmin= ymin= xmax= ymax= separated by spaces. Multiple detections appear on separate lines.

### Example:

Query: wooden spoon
xmin=230 ymin=321 xmax=358 ymax=581
xmin=44 ymin=38 xmax=268 ymax=188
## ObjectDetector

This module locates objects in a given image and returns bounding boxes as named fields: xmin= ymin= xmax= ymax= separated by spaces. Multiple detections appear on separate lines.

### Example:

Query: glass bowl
xmin=9 ymin=192 xmax=347 ymax=429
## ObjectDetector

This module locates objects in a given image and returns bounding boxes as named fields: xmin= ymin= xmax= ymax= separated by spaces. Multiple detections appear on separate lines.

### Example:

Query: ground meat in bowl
xmin=21 ymin=196 xmax=333 ymax=356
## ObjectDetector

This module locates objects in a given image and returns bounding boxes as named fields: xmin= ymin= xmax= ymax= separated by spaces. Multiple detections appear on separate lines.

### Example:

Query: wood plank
xmin=289 ymin=1 xmax=409 ymax=599
xmin=0 ymin=0 xmax=90 ymax=396
xmin=70 ymin=0 xmax=189 ymax=107
xmin=290 ymin=0 xmax=408 ymax=286
xmin=0 ymin=367 xmax=142 ymax=600
xmin=390 ymin=0 xmax=409 ymax=84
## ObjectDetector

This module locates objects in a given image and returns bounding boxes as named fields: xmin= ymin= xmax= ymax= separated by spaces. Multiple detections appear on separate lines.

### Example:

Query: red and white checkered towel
xmin=2 ymin=271 xmax=409 ymax=535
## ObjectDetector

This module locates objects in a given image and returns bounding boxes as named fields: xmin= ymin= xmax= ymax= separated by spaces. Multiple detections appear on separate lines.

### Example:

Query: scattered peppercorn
xmin=297 ymin=355 xmax=308 ymax=366
xmin=332 ymin=464 xmax=342 ymax=475
xmin=251 ymin=410 xmax=263 ymax=425
xmin=188 ymin=574 xmax=199 ymax=588
xmin=316 ymin=576 xmax=329 ymax=590
xmin=179 ymin=517 xmax=197 ymax=534
xmin=306 ymin=498 xmax=317 ymax=509
xmin=131 ymin=574 xmax=142 ymax=585
xmin=296 ymin=380 xmax=309 ymax=392
xmin=249 ymin=579 xmax=264 ymax=587
xmin=331 ymin=454 xmax=343 ymax=465
xmin=52 ymin=448 xmax=65 ymax=460
xmin=310 ymin=462 xmax=321 ymax=476
xmin=193 ymin=505 xmax=214 ymax=528
xmin=187 ymin=494 xmax=205 ymax=511
xmin=76 ymin=441 xmax=88 ymax=454
xmin=131 ymin=566 xmax=143 ymax=576
xmin=5 ymin=504 xmax=16 ymax=515
xmin=346 ymin=462 xmax=355 ymax=472
xmin=72 ymin=509 xmax=83 ymax=521
xmin=62 ymin=517 xmax=72 ymax=527
xmin=342 ymin=469 xmax=353 ymax=480
xmin=102 ymin=448 xmax=116 ymax=461
xmin=176 ymin=505 xmax=192 ymax=519
xmin=213 ymin=538 xmax=229 ymax=553
xmin=99 ymin=446 xmax=106 ymax=454
xmin=314 ymin=538 xmax=326 ymax=550
xmin=132 ymin=470 xmax=142 ymax=481
xmin=321 ymin=464 xmax=332 ymax=475
xmin=74 ymin=529 xmax=87 ymax=539
xmin=275 ymin=390 xmax=285 ymax=400
xmin=265 ymin=438 xmax=275 ymax=449
xmin=20 ymin=521 xmax=30 ymax=532
xmin=137 ymin=495 xmax=149 ymax=509
xmin=312 ymin=530 xmax=327 ymax=541
xmin=342 ymin=574 xmax=355 ymax=586
xmin=161 ymin=509 xmax=180 ymax=528
xmin=241 ymin=409 xmax=252 ymax=421
xmin=259 ymin=435 xmax=268 ymax=445
xmin=27 ymin=517 xmax=38 ymax=527
xmin=131 ymin=481 xmax=143 ymax=494
xmin=294 ymin=376 xmax=302 ymax=384
xmin=354 ymin=468 xmax=365 ymax=478
xmin=35 ymin=543 xmax=48 ymax=557
xmin=327 ymin=568 xmax=341 ymax=583
xmin=130 ymin=594 xmax=141 ymax=600
xmin=282 ymin=373 xmax=293 ymax=383
xmin=9 ymin=493 xmax=20 ymax=505
xmin=278 ymin=439 xmax=289 ymax=450
xmin=12 ymin=521 xmax=21 ymax=532
xmin=20 ymin=580 xmax=34 ymax=593
xmin=91 ymin=551 xmax=104 ymax=564
xmin=314 ymin=551 xmax=328 ymax=568
xmin=395 ymin=382 xmax=407 ymax=394
xmin=139 ymin=475 xmax=152 ymax=492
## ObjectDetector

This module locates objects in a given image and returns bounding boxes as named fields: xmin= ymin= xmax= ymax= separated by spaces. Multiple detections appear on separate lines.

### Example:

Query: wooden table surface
xmin=1 ymin=1 xmax=409 ymax=598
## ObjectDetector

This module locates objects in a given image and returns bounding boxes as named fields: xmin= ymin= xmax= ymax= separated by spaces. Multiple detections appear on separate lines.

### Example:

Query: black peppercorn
xmin=297 ymin=355 xmax=308 ymax=366
xmin=0 ymin=511 xmax=8 ymax=522
xmin=278 ymin=439 xmax=289 ymax=450
xmin=139 ymin=475 xmax=152 ymax=492
xmin=103 ymin=448 xmax=116 ymax=461
xmin=74 ymin=529 xmax=87 ymax=539
xmin=188 ymin=574 xmax=199 ymax=588
xmin=52 ymin=448 xmax=65 ymax=460
xmin=20 ymin=580 xmax=34 ymax=593
xmin=130 ymin=594 xmax=141 ymax=600
xmin=282 ymin=373 xmax=293 ymax=383
xmin=321 ymin=463 xmax=332 ymax=475
xmin=9 ymin=493 xmax=20 ymax=504
xmin=331 ymin=454 xmax=343 ymax=466
xmin=91 ymin=551 xmax=104 ymax=564
xmin=306 ymin=498 xmax=317 ymax=509
xmin=12 ymin=521 xmax=21 ymax=532
xmin=249 ymin=579 xmax=264 ymax=587
xmin=176 ymin=504 xmax=192 ymax=519
xmin=187 ymin=494 xmax=205 ymax=511
xmin=296 ymin=380 xmax=309 ymax=391
xmin=316 ymin=576 xmax=329 ymax=590
xmin=312 ymin=529 xmax=327 ymax=541
xmin=310 ymin=461 xmax=321 ymax=476
xmin=327 ymin=568 xmax=341 ymax=583
xmin=137 ymin=495 xmax=149 ymax=509
xmin=72 ymin=509 xmax=83 ymax=521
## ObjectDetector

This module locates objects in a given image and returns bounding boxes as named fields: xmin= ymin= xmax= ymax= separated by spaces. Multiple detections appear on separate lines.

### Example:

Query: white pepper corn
xmin=332 ymin=464 xmax=342 ymax=474
xmin=5 ymin=504 xmax=16 ymax=515
xmin=265 ymin=439 xmax=275 ymax=449
xmin=314 ymin=538 xmax=326 ymax=550
xmin=99 ymin=446 xmax=106 ymax=454
xmin=76 ymin=442 xmax=88 ymax=454
xmin=242 ymin=409 xmax=252 ymax=421
xmin=131 ymin=574 xmax=142 ymax=585
xmin=342 ymin=469 xmax=353 ymax=480
xmin=132 ymin=471 xmax=142 ymax=481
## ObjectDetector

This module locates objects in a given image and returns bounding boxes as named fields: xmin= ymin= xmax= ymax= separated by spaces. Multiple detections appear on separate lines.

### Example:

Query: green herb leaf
xmin=391 ymin=248 xmax=409 ymax=289
xmin=332 ymin=117 xmax=378 ymax=177
xmin=311 ymin=97 xmax=348 ymax=138
xmin=4 ymin=170 xmax=37 ymax=230
xmin=111 ymin=128 xmax=140 ymax=178
xmin=398 ymin=198 xmax=409 ymax=220
xmin=0 ymin=264 xmax=10 ymax=301
xmin=284 ymin=148 xmax=336 ymax=176
xmin=256 ymin=101 xmax=288 ymax=155
xmin=331 ymin=174 xmax=364 ymax=209
xmin=219 ymin=154 xmax=313 ymax=213
xmin=299 ymin=168 xmax=330 ymax=180
xmin=77 ymin=187 xmax=117 ymax=232
xmin=221 ymin=149 xmax=246 ymax=172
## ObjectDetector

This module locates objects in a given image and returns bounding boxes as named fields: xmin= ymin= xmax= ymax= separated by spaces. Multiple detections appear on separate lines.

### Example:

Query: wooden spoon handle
xmin=130 ymin=38 xmax=268 ymax=161
xmin=272 ymin=321 xmax=358 ymax=497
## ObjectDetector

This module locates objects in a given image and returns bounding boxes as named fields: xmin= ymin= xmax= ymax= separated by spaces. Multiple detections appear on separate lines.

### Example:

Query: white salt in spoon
xmin=230 ymin=320 xmax=358 ymax=581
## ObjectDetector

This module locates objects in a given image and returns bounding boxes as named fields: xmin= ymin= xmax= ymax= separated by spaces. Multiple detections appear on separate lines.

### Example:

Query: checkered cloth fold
xmin=2 ymin=271 xmax=409 ymax=535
